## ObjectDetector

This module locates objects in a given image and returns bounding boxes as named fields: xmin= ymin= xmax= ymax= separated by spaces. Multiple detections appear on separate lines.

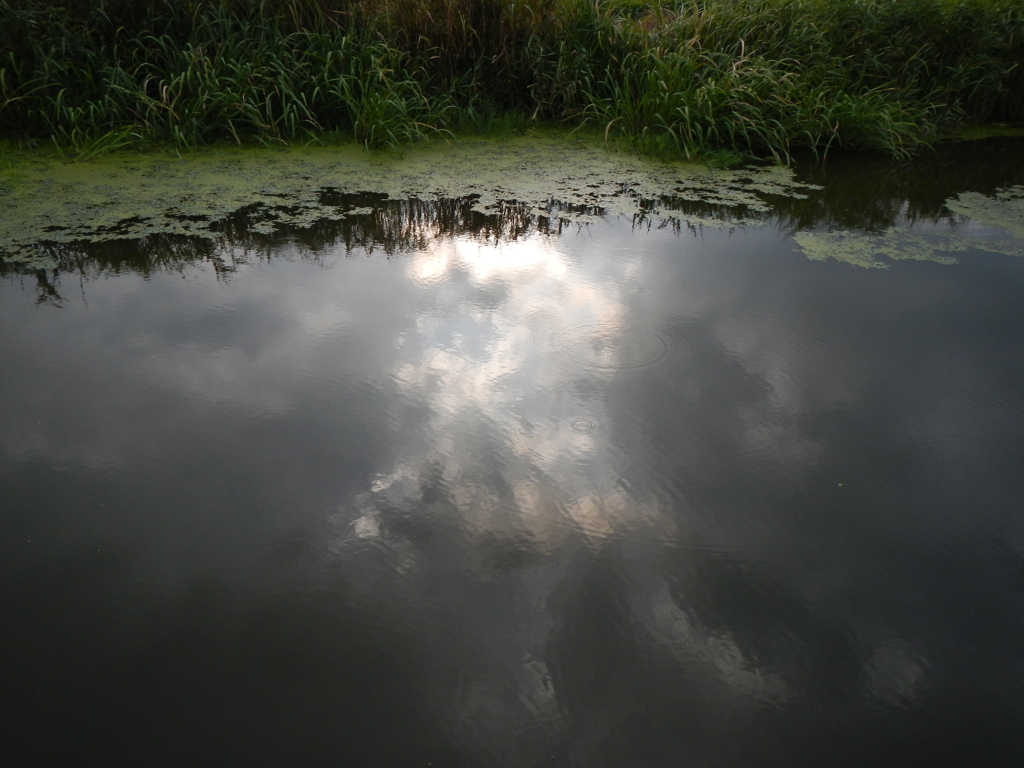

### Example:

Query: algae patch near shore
xmin=0 ymin=136 xmax=816 ymax=268
xmin=945 ymin=186 xmax=1024 ymax=241
xmin=791 ymin=184 xmax=1024 ymax=268
xmin=792 ymin=230 xmax=964 ymax=269
xmin=792 ymin=225 xmax=1023 ymax=269
xmin=5 ymin=136 xmax=1023 ymax=272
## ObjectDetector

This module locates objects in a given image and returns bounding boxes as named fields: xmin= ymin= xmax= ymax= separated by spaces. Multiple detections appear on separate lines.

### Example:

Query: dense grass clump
xmin=1 ymin=0 xmax=1022 ymax=160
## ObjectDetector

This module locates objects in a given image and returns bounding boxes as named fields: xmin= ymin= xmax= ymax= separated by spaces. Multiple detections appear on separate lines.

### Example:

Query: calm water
xmin=2 ymin=140 xmax=1024 ymax=766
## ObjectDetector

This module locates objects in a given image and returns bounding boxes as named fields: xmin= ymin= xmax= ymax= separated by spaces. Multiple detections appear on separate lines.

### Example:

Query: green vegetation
xmin=0 ymin=135 xmax=821 ymax=264
xmin=1 ymin=0 xmax=1022 ymax=161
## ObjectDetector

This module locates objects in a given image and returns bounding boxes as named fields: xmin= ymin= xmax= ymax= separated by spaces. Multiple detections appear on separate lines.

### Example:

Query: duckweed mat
xmin=0 ymin=135 xmax=816 ymax=268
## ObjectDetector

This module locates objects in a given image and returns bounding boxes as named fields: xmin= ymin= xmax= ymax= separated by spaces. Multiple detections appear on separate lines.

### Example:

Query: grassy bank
xmin=1 ymin=0 xmax=1022 ymax=161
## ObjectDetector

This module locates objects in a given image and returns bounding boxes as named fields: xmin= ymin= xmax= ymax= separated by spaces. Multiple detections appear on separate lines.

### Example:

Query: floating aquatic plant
xmin=792 ymin=221 xmax=1022 ymax=269
xmin=0 ymin=135 xmax=820 ymax=264
xmin=945 ymin=186 xmax=1024 ymax=240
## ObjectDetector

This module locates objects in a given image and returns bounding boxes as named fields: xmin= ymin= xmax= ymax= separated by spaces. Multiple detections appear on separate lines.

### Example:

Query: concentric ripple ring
xmin=555 ymin=323 xmax=671 ymax=370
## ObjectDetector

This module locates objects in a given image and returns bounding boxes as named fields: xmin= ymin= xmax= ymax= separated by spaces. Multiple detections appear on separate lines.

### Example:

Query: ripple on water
xmin=506 ymin=327 xmax=541 ymax=358
xmin=570 ymin=419 xmax=597 ymax=433
xmin=555 ymin=323 xmax=671 ymax=370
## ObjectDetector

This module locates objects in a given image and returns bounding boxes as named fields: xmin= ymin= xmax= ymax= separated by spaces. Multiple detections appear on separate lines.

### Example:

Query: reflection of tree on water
xmin=636 ymin=138 xmax=1024 ymax=236
xmin=0 ymin=195 xmax=603 ymax=303
xmin=776 ymin=136 xmax=1024 ymax=232
xmin=286 ymin=193 xmax=602 ymax=255
xmin=4 ymin=136 xmax=1023 ymax=302
xmin=25 ymin=268 xmax=63 ymax=307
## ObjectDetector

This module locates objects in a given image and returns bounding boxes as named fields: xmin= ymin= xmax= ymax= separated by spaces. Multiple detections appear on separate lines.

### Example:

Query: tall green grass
xmin=1 ymin=0 xmax=1021 ymax=160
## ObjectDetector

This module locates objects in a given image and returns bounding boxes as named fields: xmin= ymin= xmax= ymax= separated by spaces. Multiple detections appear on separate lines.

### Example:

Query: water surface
xmin=2 ymin=139 xmax=1024 ymax=766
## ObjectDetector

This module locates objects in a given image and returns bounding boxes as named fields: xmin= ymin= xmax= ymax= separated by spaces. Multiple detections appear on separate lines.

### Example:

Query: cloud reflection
xmin=4 ymin=183 xmax=1023 ymax=763
xmin=319 ymin=221 xmax=802 ymax=761
xmin=371 ymin=230 xmax=670 ymax=545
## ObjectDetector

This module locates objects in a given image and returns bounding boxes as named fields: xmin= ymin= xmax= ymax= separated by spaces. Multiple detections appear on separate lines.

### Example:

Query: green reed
xmin=0 ymin=0 xmax=1021 ymax=161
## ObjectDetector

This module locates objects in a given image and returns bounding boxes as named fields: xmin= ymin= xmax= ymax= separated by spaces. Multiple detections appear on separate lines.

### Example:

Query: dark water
xmin=3 ymin=140 xmax=1024 ymax=767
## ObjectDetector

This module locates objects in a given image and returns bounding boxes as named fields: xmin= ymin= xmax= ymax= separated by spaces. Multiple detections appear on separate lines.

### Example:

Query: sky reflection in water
xmin=2 ymin=144 xmax=1024 ymax=766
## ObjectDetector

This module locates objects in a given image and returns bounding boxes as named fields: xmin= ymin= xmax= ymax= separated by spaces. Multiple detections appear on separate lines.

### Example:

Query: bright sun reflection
xmin=410 ymin=234 xmax=570 ymax=286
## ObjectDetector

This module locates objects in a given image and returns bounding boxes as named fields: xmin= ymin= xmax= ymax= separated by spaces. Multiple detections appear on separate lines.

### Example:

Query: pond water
xmin=2 ymin=138 xmax=1024 ymax=766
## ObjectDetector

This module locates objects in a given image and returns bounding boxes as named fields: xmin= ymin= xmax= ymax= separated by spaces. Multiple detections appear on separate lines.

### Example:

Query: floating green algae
xmin=0 ymin=135 xmax=818 ymax=266
xmin=793 ymin=184 xmax=1024 ymax=268
xmin=945 ymin=186 xmax=1024 ymax=241
xmin=792 ymin=229 xmax=963 ymax=269
xmin=10 ymin=135 xmax=1022 ymax=272
xmin=793 ymin=224 xmax=1023 ymax=269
